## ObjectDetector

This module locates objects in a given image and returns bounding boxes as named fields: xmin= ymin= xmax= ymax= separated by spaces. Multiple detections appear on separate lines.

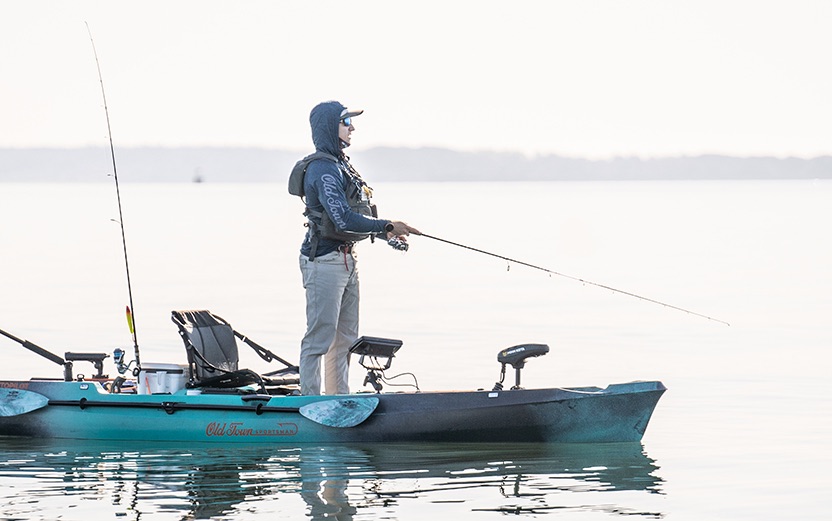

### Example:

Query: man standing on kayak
xmin=292 ymin=101 xmax=419 ymax=396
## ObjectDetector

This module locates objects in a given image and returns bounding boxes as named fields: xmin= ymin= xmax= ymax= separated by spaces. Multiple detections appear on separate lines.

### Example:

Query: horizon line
xmin=1 ymin=145 xmax=830 ymax=162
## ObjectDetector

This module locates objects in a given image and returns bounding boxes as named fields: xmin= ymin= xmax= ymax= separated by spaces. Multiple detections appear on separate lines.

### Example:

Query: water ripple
xmin=0 ymin=438 xmax=664 ymax=520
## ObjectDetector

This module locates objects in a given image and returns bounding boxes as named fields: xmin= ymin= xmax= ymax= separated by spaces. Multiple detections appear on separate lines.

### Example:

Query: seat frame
xmin=171 ymin=310 xmax=299 ymax=393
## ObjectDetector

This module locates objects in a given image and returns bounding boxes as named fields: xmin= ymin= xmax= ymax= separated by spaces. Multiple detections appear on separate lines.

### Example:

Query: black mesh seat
xmin=171 ymin=310 xmax=299 ymax=392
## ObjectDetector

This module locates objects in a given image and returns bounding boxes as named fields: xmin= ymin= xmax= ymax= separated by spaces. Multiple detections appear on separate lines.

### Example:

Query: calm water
xmin=1 ymin=180 xmax=830 ymax=520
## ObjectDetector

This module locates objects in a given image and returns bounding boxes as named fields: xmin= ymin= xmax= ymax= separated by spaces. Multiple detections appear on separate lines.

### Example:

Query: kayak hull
xmin=0 ymin=380 xmax=665 ymax=444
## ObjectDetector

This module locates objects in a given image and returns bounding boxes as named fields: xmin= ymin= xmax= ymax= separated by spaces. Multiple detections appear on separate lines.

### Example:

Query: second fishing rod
xmin=86 ymin=23 xmax=142 ymax=374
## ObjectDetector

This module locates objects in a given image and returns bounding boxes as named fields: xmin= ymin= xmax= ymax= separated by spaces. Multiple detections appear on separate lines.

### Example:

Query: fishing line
xmin=418 ymin=233 xmax=730 ymax=326
xmin=85 ymin=23 xmax=142 ymax=371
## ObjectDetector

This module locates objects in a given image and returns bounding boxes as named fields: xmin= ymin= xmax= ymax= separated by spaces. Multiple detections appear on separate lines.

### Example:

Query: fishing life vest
xmin=289 ymin=152 xmax=377 ymax=259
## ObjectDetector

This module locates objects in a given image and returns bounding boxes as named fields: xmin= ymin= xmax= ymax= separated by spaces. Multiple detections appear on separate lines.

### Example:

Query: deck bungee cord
xmin=417 ymin=233 xmax=730 ymax=326
xmin=86 ymin=23 xmax=142 ymax=373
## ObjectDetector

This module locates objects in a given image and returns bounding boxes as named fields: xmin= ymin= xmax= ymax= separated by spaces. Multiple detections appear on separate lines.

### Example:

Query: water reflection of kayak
xmin=0 ymin=438 xmax=664 ymax=519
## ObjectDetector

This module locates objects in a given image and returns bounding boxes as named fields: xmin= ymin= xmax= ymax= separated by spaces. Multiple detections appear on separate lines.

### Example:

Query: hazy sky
xmin=2 ymin=0 xmax=830 ymax=159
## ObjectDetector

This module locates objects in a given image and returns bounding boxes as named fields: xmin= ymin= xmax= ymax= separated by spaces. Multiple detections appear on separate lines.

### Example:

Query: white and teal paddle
xmin=0 ymin=387 xmax=378 ymax=428
xmin=0 ymin=387 xmax=49 ymax=417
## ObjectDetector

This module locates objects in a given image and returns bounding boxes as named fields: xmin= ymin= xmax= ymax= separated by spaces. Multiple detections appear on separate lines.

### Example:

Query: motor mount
xmin=494 ymin=343 xmax=549 ymax=390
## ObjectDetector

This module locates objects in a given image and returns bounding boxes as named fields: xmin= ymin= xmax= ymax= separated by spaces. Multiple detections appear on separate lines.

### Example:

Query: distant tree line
xmin=1 ymin=147 xmax=830 ymax=182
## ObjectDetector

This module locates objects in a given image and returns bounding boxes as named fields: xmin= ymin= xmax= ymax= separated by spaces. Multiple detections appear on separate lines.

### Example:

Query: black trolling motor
xmin=493 ymin=343 xmax=550 ymax=391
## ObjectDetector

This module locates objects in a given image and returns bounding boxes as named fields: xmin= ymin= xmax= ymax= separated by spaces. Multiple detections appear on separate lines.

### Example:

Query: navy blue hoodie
xmin=300 ymin=101 xmax=389 ymax=258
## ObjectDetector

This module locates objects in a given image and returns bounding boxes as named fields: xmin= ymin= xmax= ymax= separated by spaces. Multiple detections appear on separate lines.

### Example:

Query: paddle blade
xmin=0 ymin=387 xmax=49 ymax=417
xmin=299 ymin=397 xmax=379 ymax=428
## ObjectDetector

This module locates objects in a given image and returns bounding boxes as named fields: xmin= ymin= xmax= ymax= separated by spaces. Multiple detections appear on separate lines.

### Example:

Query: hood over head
xmin=309 ymin=101 xmax=363 ymax=156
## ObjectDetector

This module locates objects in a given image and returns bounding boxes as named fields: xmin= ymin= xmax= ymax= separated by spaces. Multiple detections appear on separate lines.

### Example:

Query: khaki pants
xmin=299 ymin=251 xmax=359 ymax=395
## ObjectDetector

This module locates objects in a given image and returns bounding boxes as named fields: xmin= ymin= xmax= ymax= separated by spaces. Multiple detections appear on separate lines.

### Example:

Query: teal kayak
xmin=0 ymin=317 xmax=665 ymax=444
xmin=0 ymin=379 xmax=664 ymax=443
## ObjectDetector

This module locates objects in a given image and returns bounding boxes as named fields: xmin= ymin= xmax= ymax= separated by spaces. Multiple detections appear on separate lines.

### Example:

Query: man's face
xmin=339 ymin=117 xmax=354 ymax=146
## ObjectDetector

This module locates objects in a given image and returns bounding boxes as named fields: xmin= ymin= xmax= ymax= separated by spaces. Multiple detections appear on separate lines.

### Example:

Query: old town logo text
xmin=206 ymin=421 xmax=298 ymax=437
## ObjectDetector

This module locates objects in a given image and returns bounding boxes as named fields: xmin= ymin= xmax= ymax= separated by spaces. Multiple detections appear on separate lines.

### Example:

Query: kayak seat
xmin=171 ymin=310 xmax=299 ymax=393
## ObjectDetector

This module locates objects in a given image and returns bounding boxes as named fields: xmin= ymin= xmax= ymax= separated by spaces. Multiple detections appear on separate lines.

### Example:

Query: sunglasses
xmin=341 ymin=117 xmax=352 ymax=127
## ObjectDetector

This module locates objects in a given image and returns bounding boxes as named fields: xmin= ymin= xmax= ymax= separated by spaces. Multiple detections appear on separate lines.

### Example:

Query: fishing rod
xmin=85 ymin=23 xmax=142 ymax=373
xmin=418 ymin=233 xmax=730 ymax=326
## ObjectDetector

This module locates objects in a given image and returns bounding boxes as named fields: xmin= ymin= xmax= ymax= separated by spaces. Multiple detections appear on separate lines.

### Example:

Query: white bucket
xmin=138 ymin=363 xmax=187 ymax=395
